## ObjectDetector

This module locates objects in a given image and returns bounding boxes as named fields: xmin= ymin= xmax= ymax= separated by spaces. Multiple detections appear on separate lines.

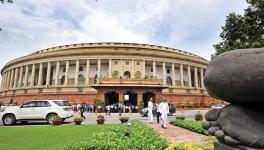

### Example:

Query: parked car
xmin=0 ymin=100 xmax=73 ymax=126
xmin=211 ymin=104 xmax=225 ymax=109
xmin=140 ymin=103 xmax=176 ymax=116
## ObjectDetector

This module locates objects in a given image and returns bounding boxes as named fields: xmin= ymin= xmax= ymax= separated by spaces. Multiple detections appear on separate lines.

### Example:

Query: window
xmin=167 ymin=69 xmax=170 ymax=74
xmin=53 ymin=101 xmax=70 ymax=106
xmin=61 ymin=75 xmax=65 ymax=85
xmin=166 ymin=76 xmax=172 ymax=86
xmin=123 ymin=71 xmax=131 ymax=78
xmin=150 ymin=67 xmax=153 ymax=72
xmin=34 ymin=101 xmax=51 ymax=107
xmin=125 ymin=61 xmax=129 ymax=65
xmin=63 ymin=68 xmax=66 ymax=72
xmin=21 ymin=102 xmax=35 ymax=108
xmin=136 ymin=61 xmax=140 ymax=65
xmin=79 ymin=67 xmax=83 ymax=71
xmin=112 ymin=71 xmax=119 ymax=78
xmin=134 ymin=71 xmax=141 ymax=79
xmin=78 ymin=75 xmax=85 ymax=85
xmin=114 ymin=61 xmax=118 ymax=65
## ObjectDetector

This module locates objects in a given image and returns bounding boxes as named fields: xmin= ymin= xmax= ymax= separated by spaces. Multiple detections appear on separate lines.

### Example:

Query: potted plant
xmin=96 ymin=115 xmax=105 ymax=124
xmin=119 ymin=116 xmax=129 ymax=124
xmin=52 ymin=115 xmax=62 ymax=125
xmin=73 ymin=116 xmax=83 ymax=125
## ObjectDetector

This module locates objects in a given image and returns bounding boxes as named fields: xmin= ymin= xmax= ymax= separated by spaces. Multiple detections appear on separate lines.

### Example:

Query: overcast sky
xmin=0 ymin=0 xmax=248 ymax=71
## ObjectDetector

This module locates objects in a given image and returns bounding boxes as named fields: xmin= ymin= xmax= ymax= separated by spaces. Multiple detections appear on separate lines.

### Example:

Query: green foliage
xmin=119 ymin=116 xmax=129 ymax=123
xmin=140 ymin=100 xmax=144 ymax=109
xmin=194 ymin=111 xmax=203 ymax=121
xmin=73 ymin=116 xmax=83 ymax=122
xmin=93 ymin=98 xmax=104 ymax=107
xmin=52 ymin=115 xmax=61 ymax=121
xmin=166 ymin=143 xmax=212 ymax=150
xmin=213 ymin=0 xmax=264 ymax=57
xmin=0 ymin=124 xmax=115 ymax=150
xmin=170 ymin=119 xmax=207 ymax=135
xmin=62 ymin=121 xmax=168 ymax=150
xmin=204 ymin=136 xmax=217 ymax=145
xmin=175 ymin=115 xmax=185 ymax=120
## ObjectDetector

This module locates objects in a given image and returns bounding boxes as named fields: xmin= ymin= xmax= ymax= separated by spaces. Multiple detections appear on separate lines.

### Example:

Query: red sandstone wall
xmin=161 ymin=94 xmax=223 ymax=108
xmin=0 ymin=93 xmax=223 ymax=108
xmin=0 ymin=94 xmax=98 ymax=105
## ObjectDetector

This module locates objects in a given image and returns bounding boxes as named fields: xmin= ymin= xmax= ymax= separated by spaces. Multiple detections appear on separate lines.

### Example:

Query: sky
xmin=0 ymin=0 xmax=248 ymax=71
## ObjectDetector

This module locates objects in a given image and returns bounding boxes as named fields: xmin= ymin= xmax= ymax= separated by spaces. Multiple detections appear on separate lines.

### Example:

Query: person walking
xmin=156 ymin=101 xmax=161 ymax=123
xmin=148 ymin=98 xmax=154 ymax=123
xmin=160 ymin=99 xmax=169 ymax=129
xmin=80 ymin=104 xmax=86 ymax=120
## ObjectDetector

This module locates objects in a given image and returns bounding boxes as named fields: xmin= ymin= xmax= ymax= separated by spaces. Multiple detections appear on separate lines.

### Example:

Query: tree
xmin=213 ymin=0 xmax=264 ymax=57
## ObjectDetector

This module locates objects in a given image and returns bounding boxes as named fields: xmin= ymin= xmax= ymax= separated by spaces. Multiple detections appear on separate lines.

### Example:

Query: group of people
xmin=105 ymin=104 xmax=138 ymax=115
xmin=148 ymin=98 xmax=169 ymax=129
xmin=71 ymin=103 xmax=96 ymax=113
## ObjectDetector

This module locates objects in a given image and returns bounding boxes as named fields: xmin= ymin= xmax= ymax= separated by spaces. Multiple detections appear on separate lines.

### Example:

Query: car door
xmin=34 ymin=101 xmax=52 ymax=119
xmin=18 ymin=101 xmax=37 ymax=119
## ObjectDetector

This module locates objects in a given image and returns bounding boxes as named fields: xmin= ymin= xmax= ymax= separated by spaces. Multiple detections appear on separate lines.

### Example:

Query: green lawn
xmin=0 ymin=124 xmax=116 ymax=150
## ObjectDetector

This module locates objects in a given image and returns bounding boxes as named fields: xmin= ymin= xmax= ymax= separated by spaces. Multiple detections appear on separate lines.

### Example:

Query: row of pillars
xmin=0 ymin=59 xmax=205 ymax=90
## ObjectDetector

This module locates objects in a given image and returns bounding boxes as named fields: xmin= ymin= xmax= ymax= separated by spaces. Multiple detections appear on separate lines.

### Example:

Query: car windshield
xmin=53 ymin=101 xmax=70 ymax=106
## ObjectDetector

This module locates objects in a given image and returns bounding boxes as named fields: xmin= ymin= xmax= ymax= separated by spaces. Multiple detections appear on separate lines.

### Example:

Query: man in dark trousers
xmin=80 ymin=104 xmax=86 ymax=120
xmin=156 ymin=101 xmax=161 ymax=123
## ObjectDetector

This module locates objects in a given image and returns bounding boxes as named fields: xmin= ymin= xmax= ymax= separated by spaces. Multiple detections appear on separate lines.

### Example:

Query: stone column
xmin=30 ymin=64 xmax=35 ymax=87
xmin=200 ymin=68 xmax=205 ymax=88
xmin=119 ymin=91 xmax=124 ymax=102
xmin=171 ymin=63 xmax=175 ymax=86
xmin=13 ymin=68 xmax=18 ymax=88
xmin=137 ymin=92 xmax=143 ymax=110
xmin=180 ymin=64 xmax=184 ymax=87
xmin=162 ymin=62 xmax=166 ymax=85
xmin=131 ymin=59 xmax=135 ymax=78
xmin=85 ymin=59 xmax=90 ymax=85
xmin=153 ymin=61 xmax=156 ymax=78
xmin=97 ymin=59 xmax=101 ymax=76
xmin=194 ymin=66 xmax=198 ymax=88
xmin=108 ymin=59 xmax=112 ymax=78
xmin=142 ymin=60 xmax=145 ymax=79
xmin=55 ymin=61 xmax=60 ymax=86
xmin=46 ymin=62 xmax=51 ymax=86
xmin=75 ymin=59 xmax=79 ymax=85
xmin=6 ymin=71 xmax=10 ymax=89
xmin=64 ymin=60 xmax=69 ymax=86
xmin=38 ymin=63 xmax=43 ymax=86
xmin=0 ymin=73 xmax=4 ymax=90
xmin=18 ymin=66 xmax=23 ymax=87
xmin=24 ymin=65 xmax=29 ymax=87
xmin=188 ymin=65 xmax=192 ymax=87
xmin=9 ymin=69 xmax=15 ymax=88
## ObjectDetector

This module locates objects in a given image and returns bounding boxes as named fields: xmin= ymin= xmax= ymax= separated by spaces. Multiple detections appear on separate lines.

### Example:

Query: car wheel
xmin=46 ymin=114 xmax=57 ymax=124
xmin=2 ymin=114 xmax=16 ymax=126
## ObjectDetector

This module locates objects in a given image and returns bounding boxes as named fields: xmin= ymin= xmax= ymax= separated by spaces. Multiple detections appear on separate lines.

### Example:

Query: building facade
xmin=0 ymin=42 xmax=221 ymax=108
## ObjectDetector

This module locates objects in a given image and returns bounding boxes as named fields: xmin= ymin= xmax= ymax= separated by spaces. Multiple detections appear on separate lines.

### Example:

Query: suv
xmin=0 ymin=100 xmax=73 ymax=126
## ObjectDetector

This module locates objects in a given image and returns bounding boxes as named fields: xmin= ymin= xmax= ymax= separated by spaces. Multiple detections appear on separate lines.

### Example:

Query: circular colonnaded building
xmin=0 ymin=42 xmax=221 ymax=108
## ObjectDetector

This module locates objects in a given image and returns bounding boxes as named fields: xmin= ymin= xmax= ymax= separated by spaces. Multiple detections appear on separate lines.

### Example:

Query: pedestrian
xmin=106 ymin=105 xmax=111 ymax=115
xmin=156 ymin=101 xmax=161 ymax=123
xmin=148 ymin=98 xmax=154 ymax=123
xmin=160 ymin=99 xmax=169 ymax=129
xmin=80 ymin=104 xmax=86 ymax=120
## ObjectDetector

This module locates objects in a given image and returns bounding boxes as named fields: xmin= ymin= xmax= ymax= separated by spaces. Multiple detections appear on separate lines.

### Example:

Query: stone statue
xmin=203 ymin=48 xmax=264 ymax=150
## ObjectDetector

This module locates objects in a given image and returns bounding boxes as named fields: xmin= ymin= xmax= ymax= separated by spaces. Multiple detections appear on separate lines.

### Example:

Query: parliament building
xmin=0 ymin=42 xmax=221 ymax=108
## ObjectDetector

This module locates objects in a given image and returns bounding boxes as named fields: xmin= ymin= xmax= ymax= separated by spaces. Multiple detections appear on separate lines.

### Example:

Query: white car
xmin=0 ymin=100 xmax=73 ymax=126
xmin=211 ymin=104 xmax=225 ymax=109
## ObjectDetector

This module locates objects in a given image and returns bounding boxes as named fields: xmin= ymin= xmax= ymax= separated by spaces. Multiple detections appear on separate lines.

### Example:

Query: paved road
xmin=0 ymin=109 xmax=209 ymax=126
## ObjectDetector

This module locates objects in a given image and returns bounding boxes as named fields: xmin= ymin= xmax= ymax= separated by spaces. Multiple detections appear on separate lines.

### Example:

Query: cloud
xmin=0 ymin=0 xmax=248 ymax=73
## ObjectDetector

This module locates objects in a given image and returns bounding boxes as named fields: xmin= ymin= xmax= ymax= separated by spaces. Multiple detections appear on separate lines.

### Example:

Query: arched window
xmin=124 ymin=71 xmax=131 ymax=78
xmin=79 ymin=75 xmax=85 ymax=85
xmin=167 ymin=69 xmax=171 ymax=74
xmin=166 ymin=76 xmax=172 ymax=86
xmin=61 ymin=75 xmax=65 ymax=85
xmin=134 ymin=71 xmax=141 ymax=79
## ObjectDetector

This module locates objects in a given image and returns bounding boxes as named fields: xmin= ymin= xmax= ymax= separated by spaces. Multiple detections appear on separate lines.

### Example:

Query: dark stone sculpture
xmin=203 ymin=48 xmax=264 ymax=150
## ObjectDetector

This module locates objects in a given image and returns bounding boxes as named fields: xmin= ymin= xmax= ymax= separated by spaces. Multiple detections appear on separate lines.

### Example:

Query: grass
xmin=0 ymin=124 xmax=116 ymax=150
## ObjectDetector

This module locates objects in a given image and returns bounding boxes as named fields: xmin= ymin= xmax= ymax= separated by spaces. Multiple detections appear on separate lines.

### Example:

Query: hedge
xmin=170 ymin=119 xmax=207 ymax=135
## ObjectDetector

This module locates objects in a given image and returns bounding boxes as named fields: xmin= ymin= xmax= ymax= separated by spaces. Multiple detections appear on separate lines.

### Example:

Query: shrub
xmin=165 ymin=143 xmax=210 ymax=150
xmin=194 ymin=111 xmax=203 ymax=121
xmin=119 ymin=116 xmax=129 ymax=123
xmin=170 ymin=119 xmax=207 ymax=135
xmin=62 ymin=121 xmax=168 ymax=150
xmin=97 ymin=115 xmax=105 ymax=124
xmin=175 ymin=115 xmax=185 ymax=120
xmin=73 ymin=116 xmax=83 ymax=122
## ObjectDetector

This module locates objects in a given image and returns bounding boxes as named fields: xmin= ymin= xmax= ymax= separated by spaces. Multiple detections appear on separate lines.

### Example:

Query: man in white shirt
xmin=148 ymin=98 xmax=154 ymax=123
xmin=160 ymin=99 xmax=169 ymax=129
